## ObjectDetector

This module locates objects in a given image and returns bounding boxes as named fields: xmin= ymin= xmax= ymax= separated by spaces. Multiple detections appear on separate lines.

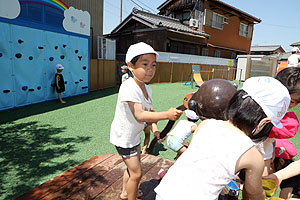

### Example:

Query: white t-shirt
xmin=167 ymin=120 xmax=196 ymax=143
xmin=110 ymin=77 xmax=153 ymax=148
xmin=288 ymin=54 xmax=300 ymax=67
xmin=155 ymin=119 xmax=255 ymax=200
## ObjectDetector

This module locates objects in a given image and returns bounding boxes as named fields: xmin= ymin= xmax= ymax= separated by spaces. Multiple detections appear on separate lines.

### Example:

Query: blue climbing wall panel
xmin=12 ymin=25 xmax=46 ymax=106
xmin=0 ymin=21 xmax=89 ymax=111
xmin=69 ymin=36 xmax=89 ymax=95
xmin=0 ymin=23 xmax=15 ymax=110
xmin=44 ymin=31 xmax=71 ymax=100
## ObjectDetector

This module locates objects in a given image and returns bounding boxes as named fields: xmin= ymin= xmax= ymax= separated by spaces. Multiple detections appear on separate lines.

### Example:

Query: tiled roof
xmin=291 ymin=42 xmax=300 ymax=46
xmin=250 ymin=45 xmax=282 ymax=52
xmin=112 ymin=8 xmax=210 ymax=38
xmin=158 ymin=0 xmax=261 ymax=23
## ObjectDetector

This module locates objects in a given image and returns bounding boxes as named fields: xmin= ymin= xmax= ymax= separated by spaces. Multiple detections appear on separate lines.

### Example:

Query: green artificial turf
xmin=0 ymin=81 xmax=300 ymax=199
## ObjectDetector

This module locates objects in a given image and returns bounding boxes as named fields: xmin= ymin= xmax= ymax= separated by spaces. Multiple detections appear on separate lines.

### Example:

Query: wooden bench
xmin=16 ymin=154 xmax=174 ymax=200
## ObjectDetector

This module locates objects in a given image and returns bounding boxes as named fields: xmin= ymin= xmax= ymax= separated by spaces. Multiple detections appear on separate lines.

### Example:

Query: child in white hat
xmin=110 ymin=42 xmax=182 ymax=200
xmin=166 ymin=110 xmax=198 ymax=159
xmin=287 ymin=47 xmax=300 ymax=67
xmin=155 ymin=76 xmax=290 ymax=200
xmin=55 ymin=64 xmax=66 ymax=104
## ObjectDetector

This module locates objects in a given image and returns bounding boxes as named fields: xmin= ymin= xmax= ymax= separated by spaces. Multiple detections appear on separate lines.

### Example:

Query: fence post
xmin=227 ymin=67 xmax=230 ymax=80
xmin=170 ymin=62 xmax=174 ymax=83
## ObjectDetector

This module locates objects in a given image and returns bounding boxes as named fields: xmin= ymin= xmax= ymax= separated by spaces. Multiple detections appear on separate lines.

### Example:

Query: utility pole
xmin=120 ymin=0 xmax=122 ymax=23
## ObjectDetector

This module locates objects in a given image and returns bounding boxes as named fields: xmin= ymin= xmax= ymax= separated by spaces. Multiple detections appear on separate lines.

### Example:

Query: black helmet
xmin=189 ymin=79 xmax=237 ymax=120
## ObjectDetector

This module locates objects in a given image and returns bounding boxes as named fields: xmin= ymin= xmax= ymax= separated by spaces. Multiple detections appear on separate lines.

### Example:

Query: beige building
xmin=63 ymin=0 xmax=104 ymax=58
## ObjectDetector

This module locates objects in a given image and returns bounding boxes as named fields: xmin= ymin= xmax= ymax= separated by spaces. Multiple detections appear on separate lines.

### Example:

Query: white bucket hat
xmin=125 ymin=42 xmax=159 ymax=64
xmin=242 ymin=76 xmax=290 ymax=128
xmin=185 ymin=110 xmax=199 ymax=121
xmin=291 ymin=47 xmax=299 ymax=53
xmin=56 ymin=64 xmax=64 ymax=70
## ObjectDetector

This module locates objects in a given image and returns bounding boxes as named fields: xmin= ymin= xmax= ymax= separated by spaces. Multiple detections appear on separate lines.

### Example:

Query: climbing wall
xmin=0 ymin=22 xmax=15 ymax=110
xmin=0 ymin=22 xmax=89 ymax=111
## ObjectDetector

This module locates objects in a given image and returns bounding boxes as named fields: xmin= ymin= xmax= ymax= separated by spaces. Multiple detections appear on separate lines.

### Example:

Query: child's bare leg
xmin=57 ymin=93 xmax=66 ymax=103
xmin=175 ymin=146 xmax=187 ymax=160
xmin=121 ymin=146 xmax=142 ymax=200
xmin=120 ymin=168 xmax=129 ymax=199
xmin=142 ymin=127 xmax=151 ymax=155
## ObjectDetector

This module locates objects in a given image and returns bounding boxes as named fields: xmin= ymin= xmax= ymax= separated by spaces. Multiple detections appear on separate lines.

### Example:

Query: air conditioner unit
xmin=223 ymin=17 xmax=229 ymax=24
xmin=189 ymin=18 xmax=199 ymax=27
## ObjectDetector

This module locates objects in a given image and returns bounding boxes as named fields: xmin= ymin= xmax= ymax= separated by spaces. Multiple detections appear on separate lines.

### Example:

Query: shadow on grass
xmin=151 ymin=143 xmax=167 ymax=156
xmin=0 ymin=121 xmax=91 ymax=199
xmin=0 ymin=87 xmax=119 ymax=124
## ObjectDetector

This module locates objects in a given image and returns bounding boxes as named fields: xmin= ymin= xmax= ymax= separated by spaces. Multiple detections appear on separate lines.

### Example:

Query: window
xmin=202 ymin=48 xmax=208 ymax=56
xmin=214 ymin=50 xmax=221 ymax=57
xmin=45 ymin=6 xmax=64 ymax=28
xmin=212 ymin=12 xmax=225 ymax=30
xmin=239 ymin=23 xmax=249 ymax=37
xmin=19 ymin=3 xmax=43 ymax=23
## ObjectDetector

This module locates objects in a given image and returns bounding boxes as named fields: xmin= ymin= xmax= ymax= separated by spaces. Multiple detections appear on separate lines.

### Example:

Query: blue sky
xmin=103 ymin=0 xmax=300 ymax=52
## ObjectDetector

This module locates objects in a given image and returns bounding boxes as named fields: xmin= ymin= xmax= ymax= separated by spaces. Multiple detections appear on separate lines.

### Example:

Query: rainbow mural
xmin=19 ymin=0 xmax=69 ymax=13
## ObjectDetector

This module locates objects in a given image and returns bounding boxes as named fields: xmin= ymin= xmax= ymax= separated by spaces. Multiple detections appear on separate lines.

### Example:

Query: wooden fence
xmin=89 ymin=59 xmax=237 ymax=91
xmin=90 ymin=59 xmax=117 ymax=91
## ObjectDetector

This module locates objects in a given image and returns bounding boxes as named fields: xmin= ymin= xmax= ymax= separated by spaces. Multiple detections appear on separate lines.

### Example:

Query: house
xmin=105 ymin=7 xmax=210 ymax=61
xmin=291 ymin=42 xmax=300 ymax=48
xmin=158 ymin=0 xmax=261 ymax=58
xmin=62 ymin=0 xmax=104 ymax=58
xmin=250 ymin=45 xmax=285 ymax=55
xmin=105 ymin=0 xmax=261 ymax=61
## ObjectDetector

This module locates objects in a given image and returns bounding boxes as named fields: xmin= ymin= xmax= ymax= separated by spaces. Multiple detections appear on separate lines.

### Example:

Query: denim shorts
xmin=167 ymin=135 xmax=183 ymax=152
xmin=115 ymin=144 xmax=140 ymax=158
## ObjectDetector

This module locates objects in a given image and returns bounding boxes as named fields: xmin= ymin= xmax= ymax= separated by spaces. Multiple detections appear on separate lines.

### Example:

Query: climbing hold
xmin=0 ymin=53 xmax=3 ymax=58
xmin=78 ymin=56 xmax=82 ymax=61
xmin=38 ymin=46 xmax=44 ymax=50
xmin=54 ymin=46 xmax=58 ymax=50
xmin=82 ymin=86 xmax=88 ymax=89
xmin=62 ymin=44 xmax=67 ymax=48
xmin=60 ymin=55 xmax=65 ymax=59
xmin=15 ymin=53 xmax=22 ymax=58
xmin=51 ymin=83 xmax=55 ymax=87
xmin=22 ymin=86 xmax=28 ymax=91
xmin=75 ymin=50 xmax=79 ymax=54
xmin=79 ymin=79 xmax=83 ymax=82
xmin=75 ymin=81 xmax=79 ymax=84
xmin=28 ymin=56 xmax=33 ymax=60
xmin=18 ymin=39 xmax=24 ymax=44
xmin=49 ymin=57 xmax=54 ymax=61
xmin=83 ymin=66 xmax=86 ymax=70
xmin=37 ymin=86 xmax=41 ymax=90
xmin=3 ymin=90 xmax=10 ymax=93
xmin=64 ymin=81 xmax=67 ymax=84
xmin=29 ymin=89 xmax=35 ymax=91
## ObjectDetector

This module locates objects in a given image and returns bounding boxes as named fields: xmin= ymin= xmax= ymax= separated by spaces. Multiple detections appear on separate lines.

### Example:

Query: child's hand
xmin=262 ymin=173 xmax=282 ymax=193
xmin=167 ymin=108 xmax=182 ymax=121
xmin=153 ymin=130 xmax=160 ymax=139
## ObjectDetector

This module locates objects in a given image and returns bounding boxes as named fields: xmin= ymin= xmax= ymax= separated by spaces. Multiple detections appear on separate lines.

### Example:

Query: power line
xmin=134 ymin=0 xmax=157 ymax=13
xmin=127 ymin=0 xmax=151 ymax=12
xmin=104 ymin=1 xmax=130 ymax=17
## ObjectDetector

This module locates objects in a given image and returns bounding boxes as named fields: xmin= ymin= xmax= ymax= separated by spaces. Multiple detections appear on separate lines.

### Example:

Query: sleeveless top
xmin=155 ymin=119 xmax=255 ymax=200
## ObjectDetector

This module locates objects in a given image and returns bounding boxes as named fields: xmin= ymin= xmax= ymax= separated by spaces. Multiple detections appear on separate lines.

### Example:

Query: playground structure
xmin=185 ymin=65 xmax=238 ymax=88
xmin=0 ymin=0 xmax=90 ymax=111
